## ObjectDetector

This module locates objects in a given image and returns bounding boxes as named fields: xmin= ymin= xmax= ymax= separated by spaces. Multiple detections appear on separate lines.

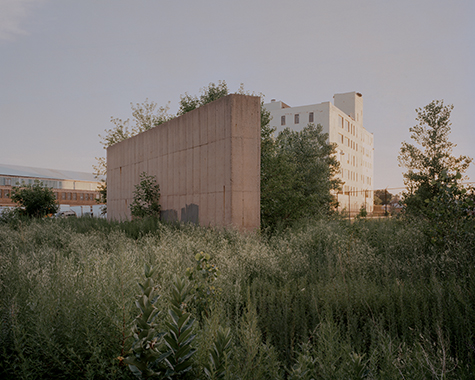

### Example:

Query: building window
xmin=62 ymin=192 xmax=66 ymax=200
xmin=339 ymin=134 xmax=344 ymax=144
xmin=5 ymin=190 xmax=10 ymax=198
xmin=309 ymin=112 xmax=314 ymax=123
xmin=339 ymin=116 xmax=344 ymax=128
xmin=294 ymin=114 xmax=299 ymax=124
xmin=67 ymin=193 xmax=71 ymax=200
xmin=281 ymin=115 xmax=285 ymax=126
xmin=0 ymin=189 xmax=2 ymax=198
xmin=73 ymin=193 xmax=77 ymax=200
xmin=80 ymin=193 xmax=84 ymax=200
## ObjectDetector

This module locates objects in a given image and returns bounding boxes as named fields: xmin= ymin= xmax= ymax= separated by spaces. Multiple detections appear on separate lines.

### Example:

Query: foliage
xmin=10 ymin=180 xmax=58 ymax=218
xmin=130 ymin=173 xmax=161 ymax=219
xmin=96 ymin=179 xmax=108 ymax=215
xmin=420 ymin=171 xmax=475 ymax=248
xmin=1 ymin=216 xmax=475 ymax=379
xmin=177 ymin=81 xmax=229 ymax=116
xmin=203 ymin=326 xmax=232 ymax=380
xmin=398 ymin=100 xmax=472 ymax=217
xmin=260 ymin=123 xmax=342 ymax=229
xmin=94 ymin=100 xmax=172 ymax=178
xmin=124 ymin=264 xmax=169 ymax=379
xmin=162 ymin=276 xmax=196 ymax=378
xmin=373 ymin=189 xmax=394 ymax=205
xmin=186 ymin=252 xmax=221 ymax=321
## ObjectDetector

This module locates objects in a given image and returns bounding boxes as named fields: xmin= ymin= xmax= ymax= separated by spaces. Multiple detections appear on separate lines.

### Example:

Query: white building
xmin=263 ymin=92 xmax=374 ymax=215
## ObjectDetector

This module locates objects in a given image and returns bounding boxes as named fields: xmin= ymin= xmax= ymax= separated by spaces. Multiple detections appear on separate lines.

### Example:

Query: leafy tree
xmin=10 ymin=180 xmax=59 ymax=218
xmin=374 ymin=189 xmax=394 ymax=206
xmin=260 ymin=123 xmax=342 ymax=229
xmin=177 ymin=81 xmax=229 ymax=116
xmin=398 ymin=100 xmax=472 ymax=217
xmin=130 ymin=172 xmax=161 ymax=219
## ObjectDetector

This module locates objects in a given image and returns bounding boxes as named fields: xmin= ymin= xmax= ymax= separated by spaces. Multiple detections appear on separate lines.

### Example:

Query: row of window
xmin=342 ymin=170 xmax=372 ymax=185
xmin=0 ymin=176 xmax=99 ymax=191
xmin=281 ymin=112 xmax=314 ymax=126
xmin=0 ymin=188 xmax=98 ymax=202
xmin=339 ymin=116 xmax=358 ymax=137
xmin=338 ymin=134 xmax=360 ymax=152
xmin=56 ymin=192 xmax=98 ymax=201
xmin=338 ymin=115 xmax=373 ymax=146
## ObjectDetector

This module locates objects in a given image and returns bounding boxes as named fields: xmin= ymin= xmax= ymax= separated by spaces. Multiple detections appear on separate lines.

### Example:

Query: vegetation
xmin=398 ymin=100 xmax=473 ymax=217
xmin=260 ymin=123 xmax=341 ymax=229
xmin=10 ymin=180 xmax=58 ymax=218
xmin=373 ymin=189 xmax=394 ymax=206
xmin=398 ymin=100 xmax=474 ymax=246
xmin=130 ymin=172 xmax=161 ymax=219
xmin=0 ymin=215 xmax=474 ymax=379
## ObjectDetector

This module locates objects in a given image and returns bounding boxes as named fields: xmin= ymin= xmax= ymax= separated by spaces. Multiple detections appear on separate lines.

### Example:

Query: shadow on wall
xmin=161 ymin=203 xmax=199 ymax=224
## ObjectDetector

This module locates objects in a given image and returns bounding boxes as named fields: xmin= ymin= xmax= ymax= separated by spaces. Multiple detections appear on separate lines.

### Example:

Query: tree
xmin=260 ymin=123 xmax=342 ymax=229
xmin=11 ymin=180 xmax=59 ymax=218
xmin=398 ymin=100 xmax=472 ymax=217
xmin=177 ymin=80 xmax=229 ymax=116
xmin=373 ymin=189 xmax=394 ymax=206
xmin=130 ymin=172 xmax=161 ymax=218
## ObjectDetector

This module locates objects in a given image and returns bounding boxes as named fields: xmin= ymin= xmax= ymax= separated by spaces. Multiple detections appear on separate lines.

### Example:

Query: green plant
xmin=357 ymin=205 xmax=368 ymax=218
xmin=203 ymin=326 xmax=232 ymax=380
xmin=162 ymin=276 xmax=196 ymax=378
xmin=186 ymin=252 xmax=221 ymax=320
xmin=124 ymin=264 xmax=169 ymax=379
xmin=177 ymin=81 xmax=229 ymax=116
xmin=10 ymin=180 xmax=58 ymax=218
xmin=398 ymin=100 xmax=472 ymax=218
xmin=260 ymin=123 xmax=342 ymax=229
xmin=130 ymin=173 xmax=161 ymax=219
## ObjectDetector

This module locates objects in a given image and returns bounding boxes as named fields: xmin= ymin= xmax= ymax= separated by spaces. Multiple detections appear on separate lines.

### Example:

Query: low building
xmin=0 ymin=164 xmax=103 ymax=214
xmin=263 ymin=92 xmax=374 ymax=214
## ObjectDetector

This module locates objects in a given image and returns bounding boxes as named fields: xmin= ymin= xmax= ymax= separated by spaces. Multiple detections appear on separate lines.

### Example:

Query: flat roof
xmin=0 ymin=163 xmax=102 ymax=182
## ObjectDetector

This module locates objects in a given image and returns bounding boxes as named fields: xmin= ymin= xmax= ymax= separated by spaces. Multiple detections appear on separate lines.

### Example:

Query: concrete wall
xmin=107 ymin=94 xmax=261 ymax=231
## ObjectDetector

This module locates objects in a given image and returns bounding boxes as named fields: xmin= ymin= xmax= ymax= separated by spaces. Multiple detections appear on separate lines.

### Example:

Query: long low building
xmin=0 ymin=164 xmax=103 ymax=211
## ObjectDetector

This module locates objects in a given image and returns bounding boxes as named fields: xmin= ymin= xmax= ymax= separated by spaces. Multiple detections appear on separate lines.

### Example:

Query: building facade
xmin=0 ymin=164 xmax=103 ymax=213
xmin=263 ymin=92 xmax=374 ymax=214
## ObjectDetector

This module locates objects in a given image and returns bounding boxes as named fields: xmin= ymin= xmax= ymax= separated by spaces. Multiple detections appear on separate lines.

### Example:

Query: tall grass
xmin=0 ymin=216 xmax=474 ymax=379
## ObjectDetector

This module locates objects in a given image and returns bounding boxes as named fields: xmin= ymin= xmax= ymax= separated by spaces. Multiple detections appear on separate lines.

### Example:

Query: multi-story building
xmin=0 ymin=163 xmax=104 ymax=215
xmin=263 ymin=92 xmax=374 ymax=214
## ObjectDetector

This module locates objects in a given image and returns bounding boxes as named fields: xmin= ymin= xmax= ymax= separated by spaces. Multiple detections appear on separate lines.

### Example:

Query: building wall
xmin=0 ymin=177 xmax=101 ymax=208
xmin=264 ymin=92 xmax=374 ymax=214
xmin=107 ymin=94 xmax=261 ymax=231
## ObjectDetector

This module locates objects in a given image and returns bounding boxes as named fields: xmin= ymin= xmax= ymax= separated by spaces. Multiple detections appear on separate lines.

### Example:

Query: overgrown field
xmin=0 ymin=216 xmax=474 ymax=379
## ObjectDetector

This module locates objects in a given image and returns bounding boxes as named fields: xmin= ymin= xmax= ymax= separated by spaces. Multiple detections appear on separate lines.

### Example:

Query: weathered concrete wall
xmin=107 ymin=94 xmax=261 ymax=231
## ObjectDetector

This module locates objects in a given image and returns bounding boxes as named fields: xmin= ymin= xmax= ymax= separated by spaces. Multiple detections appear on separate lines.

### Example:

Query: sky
xmin=0 ymin=0 xmax=474 ymax=191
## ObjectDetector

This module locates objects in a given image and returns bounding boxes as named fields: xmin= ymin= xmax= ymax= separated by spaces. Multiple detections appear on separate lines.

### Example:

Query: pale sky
xmin=1 ymin=0 xmax=474 ymax=190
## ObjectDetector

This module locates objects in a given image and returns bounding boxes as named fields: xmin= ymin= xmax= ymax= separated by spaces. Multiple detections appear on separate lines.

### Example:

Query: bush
xmin=130 ymin=172 xmax=161 ymax=219
xmin=10 ymin=180 xmax=58 ymax=218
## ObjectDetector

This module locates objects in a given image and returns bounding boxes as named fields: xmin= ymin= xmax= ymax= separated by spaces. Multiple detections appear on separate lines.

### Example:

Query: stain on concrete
xmin=181 ymin=203 xmax=199 ymax=224
xmin=161 ymin=209 xmax=178 ymax=222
